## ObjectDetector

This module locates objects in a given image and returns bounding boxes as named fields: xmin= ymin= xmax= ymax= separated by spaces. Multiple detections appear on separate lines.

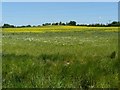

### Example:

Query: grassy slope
xmin=2 ymin=26 xmax=119 ymax=88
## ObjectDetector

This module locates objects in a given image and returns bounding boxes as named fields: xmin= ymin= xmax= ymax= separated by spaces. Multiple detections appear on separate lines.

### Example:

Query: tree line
xmin=1 ymin=21 xmax=120 ymax=28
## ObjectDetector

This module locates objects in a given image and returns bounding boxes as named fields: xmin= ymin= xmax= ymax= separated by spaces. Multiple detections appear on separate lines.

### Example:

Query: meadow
xmin=2 ymin=26 xmax=119 ymax=88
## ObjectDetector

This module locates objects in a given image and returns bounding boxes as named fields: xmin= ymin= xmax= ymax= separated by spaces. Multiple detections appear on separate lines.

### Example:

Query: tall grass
xmin=2 ymin=27 xmax=119 ymax=88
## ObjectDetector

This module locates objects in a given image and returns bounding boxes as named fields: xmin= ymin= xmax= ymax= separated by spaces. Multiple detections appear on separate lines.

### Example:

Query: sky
xmin=2 ymin=0 xmax=120 ymax=2
xmin=2 ymin=2 xmax=118 ymax=26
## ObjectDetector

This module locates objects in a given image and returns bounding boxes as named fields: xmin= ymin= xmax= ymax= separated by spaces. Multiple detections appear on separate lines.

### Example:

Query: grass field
xmin=2 ymin=26 xmax=119 ymax=88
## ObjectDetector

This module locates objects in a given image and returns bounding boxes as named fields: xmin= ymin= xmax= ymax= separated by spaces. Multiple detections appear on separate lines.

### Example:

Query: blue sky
xmin=2 ymin=2 xmax=118 ymax=26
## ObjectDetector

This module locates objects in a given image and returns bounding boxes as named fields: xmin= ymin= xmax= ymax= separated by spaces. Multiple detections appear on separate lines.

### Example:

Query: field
xmin=2 ymin=26 xmax=119 ymax=88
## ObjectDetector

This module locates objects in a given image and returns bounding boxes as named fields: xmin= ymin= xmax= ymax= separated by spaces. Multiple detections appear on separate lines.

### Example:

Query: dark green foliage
xmin=2 ymin=24 xmax=15 ymax=28
xmin=108 ymin=21 xmax=120 ymax=26
xmin=59 ymin=21 xmax=65 ymax=25
xmin=52 ymin=22 xmax=59 ymax=25
xmin=110 ymin=51 xmax=116 ymax=59
xmin=2 ymin=21 xmax=120 ymax=28
xmin=26 ymin=25 xmax=31 ymax=27
xmin=43 ymin=23 xmax=51 ymax=26
xmin=67 ymin=21 xmax=76 ymax=26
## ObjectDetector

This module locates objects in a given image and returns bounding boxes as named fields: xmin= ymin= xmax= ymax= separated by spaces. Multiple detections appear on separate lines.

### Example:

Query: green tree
xmin=68 ymin=21 xmax=76 ymax=26
xmin=2 ymin=24 xmax=15 ymax=28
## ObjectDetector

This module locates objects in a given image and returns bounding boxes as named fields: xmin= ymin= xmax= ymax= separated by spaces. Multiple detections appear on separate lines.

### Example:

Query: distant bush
xmin=66 ymin=21 xmax=76 ymax=26
xmin=2 ymin=24 xmax=15 ymax=28
xmin=2 ymin=21 xmax=120 ymax=28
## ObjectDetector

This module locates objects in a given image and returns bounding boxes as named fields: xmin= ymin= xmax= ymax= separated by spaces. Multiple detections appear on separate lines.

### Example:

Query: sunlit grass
xmin=2 ymin=27 xmax=119 ymax=88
